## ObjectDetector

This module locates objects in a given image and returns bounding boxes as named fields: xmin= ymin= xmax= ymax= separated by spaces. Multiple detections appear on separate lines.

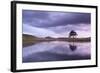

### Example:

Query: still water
xmin=22 ymin=41 xmax=91 ymax=63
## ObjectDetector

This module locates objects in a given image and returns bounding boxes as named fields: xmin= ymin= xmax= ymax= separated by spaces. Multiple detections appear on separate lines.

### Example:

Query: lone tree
xmin=69 ymin=30 xmax=77 ymax=38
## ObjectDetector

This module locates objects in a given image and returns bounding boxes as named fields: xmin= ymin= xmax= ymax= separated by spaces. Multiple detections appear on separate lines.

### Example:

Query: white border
xmin=16 ymin=4 xmax=96 ymax=70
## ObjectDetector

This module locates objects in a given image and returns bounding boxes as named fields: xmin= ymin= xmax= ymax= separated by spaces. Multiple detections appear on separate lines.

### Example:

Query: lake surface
xmin=22 ymin=41 xmax=91 ymax=63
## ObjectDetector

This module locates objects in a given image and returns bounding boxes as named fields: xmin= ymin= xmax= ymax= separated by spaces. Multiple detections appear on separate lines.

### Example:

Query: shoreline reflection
xmin=22 ymin=41 xmax=91 ymax=63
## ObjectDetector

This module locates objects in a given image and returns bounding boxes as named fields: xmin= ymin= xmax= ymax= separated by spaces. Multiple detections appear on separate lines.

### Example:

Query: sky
xmin=22 ymin=10 xmax=91 ymax=38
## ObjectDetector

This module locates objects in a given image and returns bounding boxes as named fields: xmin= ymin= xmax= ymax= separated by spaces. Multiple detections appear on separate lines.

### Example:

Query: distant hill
xmin=23 ymin=34 xmax=91 ymax=47
xmin=23 ymin=34 xmax=91 ymax=42
xmin=23 ymin=34 xmax=38 ymax=39
xmin=23 ymin=34 xmax=40 ymax=47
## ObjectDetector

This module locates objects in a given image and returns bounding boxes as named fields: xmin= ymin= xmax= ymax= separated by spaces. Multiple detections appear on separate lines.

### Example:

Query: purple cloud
xmin=22 ymin=10 xmax=91 ymax=28
xmin=23 ymin=10 xmax=91 ymax=38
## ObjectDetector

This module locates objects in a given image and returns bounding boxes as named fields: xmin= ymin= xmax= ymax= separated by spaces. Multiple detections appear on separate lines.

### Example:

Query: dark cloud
xmin=55 ymin=13 xmax=91 ymax=25
xmin=22 ymin=10 xmax=49 ymax=23
xmin=22 ymin=10 xmax=91 ymax=28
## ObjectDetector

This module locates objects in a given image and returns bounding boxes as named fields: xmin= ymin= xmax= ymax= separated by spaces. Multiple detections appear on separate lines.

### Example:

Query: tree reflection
xmin=69 ymin=42 xmax=77 ymax=51
xmin=69 ymin=44 xmax=77 ymax=51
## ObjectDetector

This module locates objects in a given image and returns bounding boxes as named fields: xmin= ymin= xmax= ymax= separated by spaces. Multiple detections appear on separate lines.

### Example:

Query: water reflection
xmin=69 ymin=44 xmax=77 ymax=51
xmin=22 ymin=41 xmax=91 ymax=63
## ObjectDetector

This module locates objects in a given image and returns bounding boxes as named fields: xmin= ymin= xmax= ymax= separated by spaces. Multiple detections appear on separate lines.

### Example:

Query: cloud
xmin=22 ymin=10 xmax=91 ymax=28
xmin=47 ymin=24 xmax=91 ymax=37
xmin=48 ymin=24 xmax=90 ymax=32
xmin=23 ymin=24 xmax=61 ymax=38
xmin=23 ymin=10 xmax=91 ymax=38
xmin=23 ymin=23 xmax=91 ymax=38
